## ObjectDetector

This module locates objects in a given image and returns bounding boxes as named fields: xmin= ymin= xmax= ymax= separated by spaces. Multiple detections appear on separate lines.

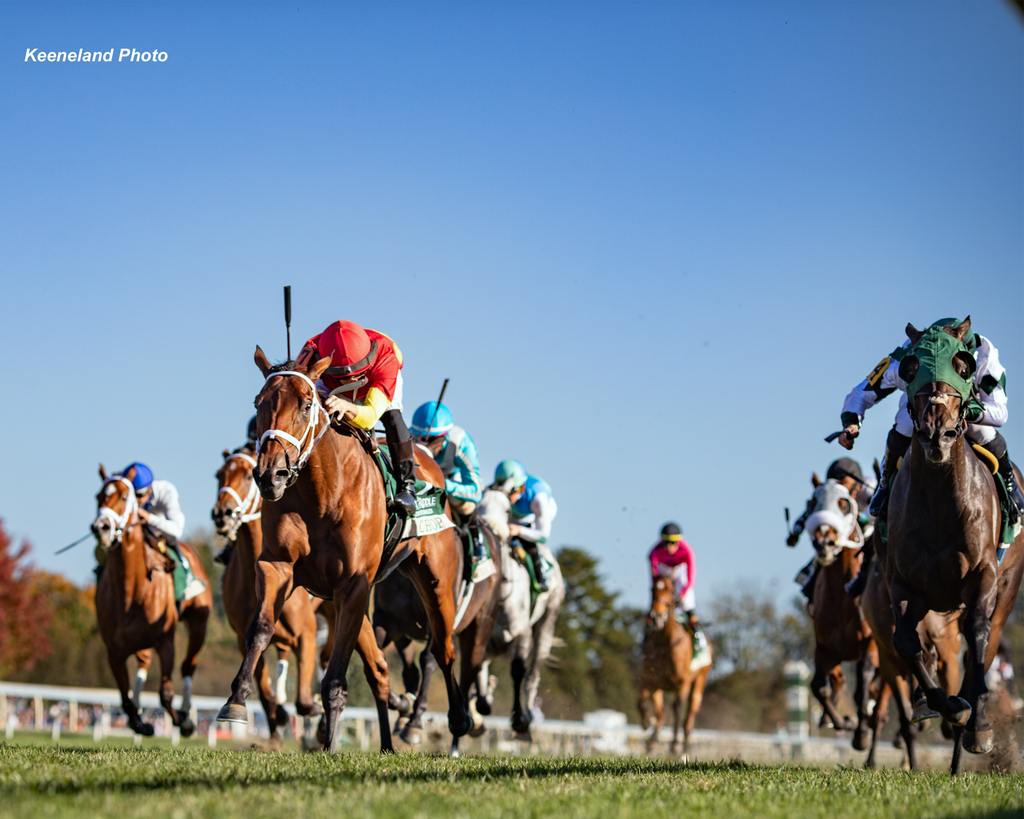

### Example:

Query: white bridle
xmin=256 ymin=370 xmax=331 ymax=484
xmin=94 ymin=476 xmax=138 ymax=546
xmin=215 ymin=452 xmax=262 ymax=539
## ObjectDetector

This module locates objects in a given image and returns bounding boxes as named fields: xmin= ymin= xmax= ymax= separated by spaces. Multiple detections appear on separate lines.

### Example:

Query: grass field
xmin=2 ymin=743 xmax=1023 ymax=819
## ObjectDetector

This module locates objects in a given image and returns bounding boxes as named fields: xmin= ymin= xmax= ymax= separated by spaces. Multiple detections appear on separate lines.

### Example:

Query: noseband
xmin=910 ymin=386 xmax=968 ymax=437
xmin=215 ymin=452 xmax=262 ymax=539
xmin=256 ymin=370 xmax=331 ymax=486
xmin=95 ymin=476 xmax=138 ymax=546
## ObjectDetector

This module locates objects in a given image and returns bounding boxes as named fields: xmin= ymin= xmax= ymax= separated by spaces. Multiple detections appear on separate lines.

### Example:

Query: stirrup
xmin=392 ymin=487 xmax=417 ymax=517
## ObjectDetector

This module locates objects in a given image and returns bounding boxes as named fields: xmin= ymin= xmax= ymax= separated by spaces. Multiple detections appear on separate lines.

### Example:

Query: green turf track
xmin=1 ymin=744 xmax=1022 ymax=819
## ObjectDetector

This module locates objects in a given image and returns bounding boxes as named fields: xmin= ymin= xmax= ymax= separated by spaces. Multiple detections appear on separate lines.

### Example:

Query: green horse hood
xmin=900 ymin=325 xmax=976 ymax=403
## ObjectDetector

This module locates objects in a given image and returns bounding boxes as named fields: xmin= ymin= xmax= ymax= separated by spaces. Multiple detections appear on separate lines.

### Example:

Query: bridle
xmin=95 ymin=476 xmax=139 ymax=547
xmin=256 ymin=370 xmax=331 ymax=486
xmin=909 ymin=384 xmax=968 ymax=438
xmin=215 ymin=451 xmax=262 ymax=540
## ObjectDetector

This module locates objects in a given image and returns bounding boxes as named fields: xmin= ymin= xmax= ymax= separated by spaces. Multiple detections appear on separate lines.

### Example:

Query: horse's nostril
xmin=273 ymin=469 xmax=290 ymax=480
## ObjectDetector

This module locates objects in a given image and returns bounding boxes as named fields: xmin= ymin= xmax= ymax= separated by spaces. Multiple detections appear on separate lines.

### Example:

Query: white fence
xmin=0 ymin=679 xmax=956 ymax=768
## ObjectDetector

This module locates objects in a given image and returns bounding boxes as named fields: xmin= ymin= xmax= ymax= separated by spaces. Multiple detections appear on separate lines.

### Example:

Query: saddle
xmin=142 ymin=529 xmax=189 ymax=600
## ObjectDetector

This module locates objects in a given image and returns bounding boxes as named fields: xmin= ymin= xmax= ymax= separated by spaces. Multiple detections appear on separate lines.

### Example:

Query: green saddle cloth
xmin=371 ymin=447 xmax=448 ymax=547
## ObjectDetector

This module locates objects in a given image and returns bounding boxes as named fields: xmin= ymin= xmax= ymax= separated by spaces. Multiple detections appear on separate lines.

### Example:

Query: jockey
xmin=786 ymin=458 xmax=873 ymax=603
xmin=838 ymin=317 xmax=1022 ymax=597
xmin=648 ymin=522 xmax=709 ymax=660
xmin=122 ymin=462 xmax=205 ymax=601
xmin=493 ymin=459 xmax=557 ymax=590
xmin=410 ymin=400 xmax=491 ymax=580
xmin=295 ymin=320 xmax=416 ymax=517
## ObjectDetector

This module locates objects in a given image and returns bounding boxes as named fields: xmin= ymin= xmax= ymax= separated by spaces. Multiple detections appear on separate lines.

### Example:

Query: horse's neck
xmin=909 ymin=436 xmax=974 ymax=511
xmin=109 ymin=530 xmax=149 ymax=605
xmin=838 ymin=547 xmax=860 ymax=581
xmin=239 ymin=520 xmax=261 ymax=559
xmin=297 ymin=429 xmax=374 ymax=517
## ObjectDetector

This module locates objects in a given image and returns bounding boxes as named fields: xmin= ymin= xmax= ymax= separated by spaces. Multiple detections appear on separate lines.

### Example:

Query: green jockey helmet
xmin=899 ymin=321 xmax=976 ymax=403
xmin=494 ymin=459 xmax=527 ymax=491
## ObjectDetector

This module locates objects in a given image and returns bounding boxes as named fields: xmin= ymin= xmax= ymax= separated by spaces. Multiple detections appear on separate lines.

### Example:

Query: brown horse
xmin=213 ymin=445 xmax=321 ymax=741
xmin=887 ymin=320 xmax=1024 ymax=769
xmin=860 ymin=533 xmax=963 ymax=770
xmin=92 ymin=465 xmax=211 ymax=737
xmin=802 ymin=476 xmax=876 ymax=750
xmin=638 ymin=576 xmax=711 ymax=758
xmin=218 ymin=349 xmax=480 ymax=750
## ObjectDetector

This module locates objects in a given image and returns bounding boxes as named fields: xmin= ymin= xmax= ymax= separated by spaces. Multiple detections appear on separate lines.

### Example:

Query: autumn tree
xmin=0 ymin=520 xmax=52 ymax=677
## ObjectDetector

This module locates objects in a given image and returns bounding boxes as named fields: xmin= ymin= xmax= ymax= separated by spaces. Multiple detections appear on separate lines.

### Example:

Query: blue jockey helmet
xmin=410 ymin=401 xmax=454 ymax=438
xmin=122 ymin=462 xmax=154 ymax=493
xmin=494 ymin=459 xmax=527 ymax=491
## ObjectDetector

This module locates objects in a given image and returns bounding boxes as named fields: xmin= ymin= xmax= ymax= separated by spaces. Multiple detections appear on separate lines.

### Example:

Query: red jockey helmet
xmin=314 ymin=320 xmax=379 ymax=379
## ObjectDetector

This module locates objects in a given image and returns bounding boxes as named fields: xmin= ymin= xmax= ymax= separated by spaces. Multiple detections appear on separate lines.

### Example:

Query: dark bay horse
xmin=217 ymin=349 xmax=478 ymax=750
xmin=92 ymin=465 xmax=211 ymax=737
xmin=886 ymin=319 xmax=1024 ymax=770
xmin=803 ymin=477 xmax=876 ymax=750
xmin=213 ymin=446 xmax=321 ymax=741
xmin=638 ymin=576 xmax=711 ymax=758
xmin=374 ymin=485 xmax=504 ymax=749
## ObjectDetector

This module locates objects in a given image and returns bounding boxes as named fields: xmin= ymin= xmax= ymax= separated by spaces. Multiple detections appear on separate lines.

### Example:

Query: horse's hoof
xmin=946 ymin=697 xmax=972 ymax=728
xmin=449 ymin=747 xmax=461 ymax=759
xmin=178 ymin=714 xmax=196 ymax=738
xmin=669 ymin=742 xmax=681 ymax=756
xmin=469 ymin=713 xmax=487 ymax=739
xmin=475 ymin=696 xmax=492 ymax=717
xmin=273 ymin=708 xmax=290 ymax=728
xmin=449 ymin=710 xmax=472 ymax=738
xmin=295 ymin=700 xmax=321 ymax=718
xmin=940 ymin=720 xmax=954 ymax=740
xmin=963 ymin=726 xmax=994 ymax=755
xmin=393 ymin=716 xmax=409 ymax=735
xmin=400 ymin=724 xmax=423 ymax=746
xmin=511 ymin=713 xmax=532 ymax=736
xmin=514 ymin=730 xmax=532 ymax=743
xmin=840 ymin=715 xmax=856 ymax=731
xmin=316 ymin=716 xmax=327 ymax=749
xmin=133 ymin=721 xmax=155 ymax=737
xmin=911 ymin=700 xmax=941 ymax=724
xmin=852 ymin=724 xmax=870 ymax=752
xmin=217 ymin=702 xmax=248 ymax=724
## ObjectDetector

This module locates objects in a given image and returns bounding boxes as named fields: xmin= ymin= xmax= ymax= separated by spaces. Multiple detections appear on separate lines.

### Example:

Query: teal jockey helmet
xmin=410 ymin=401 xmax=454 ymax=438
xmin=494 ymin=459 xmax=527 ymax=492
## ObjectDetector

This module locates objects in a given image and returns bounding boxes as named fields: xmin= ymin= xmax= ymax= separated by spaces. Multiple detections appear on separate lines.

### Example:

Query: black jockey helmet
xmin=826 ymin=458 xmax=862 ymax=483
xmin=246 ymin=415 xmax=258 ymax=446
xmin=660 ymin=522 xmax=682 ymax=539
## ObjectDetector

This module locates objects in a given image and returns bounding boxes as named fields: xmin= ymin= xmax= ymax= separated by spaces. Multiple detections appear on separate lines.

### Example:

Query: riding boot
xmin=986 ymin=432 xmax=1024 ymax=525
xmin=844 ymin=538 xmax=874 ymax=598
xmin=687 ymin=611 xmax=710 ymax=663
xmin=868 ymin=428 xmax=912 ymax=518
xmin=214 ymin=543 xmax=234 ymax=566
xmin=520 ymin=540 xmax=549 ymax=591
xmin=381 ymin=409 xmax=417 ymax=518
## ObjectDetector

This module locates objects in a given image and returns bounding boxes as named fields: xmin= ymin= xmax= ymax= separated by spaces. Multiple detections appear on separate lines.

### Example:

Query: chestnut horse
xmin=92 ymin=465 xmax=211 ymax=737
xmin=638 ymin=575 xmax=711 ymax=758
xmin=213 ymin=445 xmax=321 ymax=740
xmin=803 ymin=476 xmax=876 ymax=751
xmin=887 ymin=319 xmax=1024 ymax=771
xmin=217 ymin=349 xmax=479 ymax=750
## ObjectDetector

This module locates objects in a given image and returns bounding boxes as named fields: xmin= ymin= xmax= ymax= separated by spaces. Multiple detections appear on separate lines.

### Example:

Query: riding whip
xmin=283 ymin=285 xmax=293 ymax=361
xmin=784 ymin=507 xmax=791 ymax=537
xmin=54 ymin=532 xmax=93 ymax=555
xmin=429 ymin=378 xmax=450 ymax=430
xmin=823 ymin=430 xmax=843 ymax=443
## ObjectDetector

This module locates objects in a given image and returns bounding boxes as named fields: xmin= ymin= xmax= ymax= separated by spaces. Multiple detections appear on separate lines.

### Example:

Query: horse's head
xmin=92 ymin=463 xmax=138 ymax=550
xmin=251 ymin=345 xmax=333 ymax=501
xmin=212 ymin=447 xmax=261 ymax=539
xmin=475 ymin=489 xmax=512 ymax=541
xmin=901 ymin=317 xmax=975 ymax=465
xmin=648 ymin=575 xmax=675 ymax=629
xmin=804 ymin=479 xmax=860 ymax=566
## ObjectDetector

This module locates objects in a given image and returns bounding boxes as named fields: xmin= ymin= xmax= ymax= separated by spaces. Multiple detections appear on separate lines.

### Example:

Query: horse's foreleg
xmin=509 ymin=635 xmax=531 ymax=736
xmin=684 ymin=670 xmax=707 ymax=759
xmin=354 ymin=613 xmax=394 ymax=753
xmin=132 ymin=650 xmax=152 ymax=708
xmin=811 ymin=653 xmax=846 ymax=731
xmin=254 ymin=653 xmax=282 ymax=738
xmin=155 ymin=634 xmax=185 ymax=734
xmin=405 ymin=558 xmax=471 ymax=739
xmin=219 ymin=560 xmax=293 ymax=723
xmin=962 ymin=567 xmax=998 ymax=755
xmin=176 ymin=606 xmax=207 ymax=738
xmin=892 ymin=675 xmax=917 ymax=771
xmin=852 ymin=647 xmax=875 ymax=751
xmin=108 ymin=648 xmax=153 ymax=736
xmin=670 ymin=685 xmax=685 ymax=756
xmin=891 ymin=580 xmax=970 ymax=727
xmin=865 ymin=679 xmax=890 ymax=769
xmin=294 ymin=610 xmax=321 ymax=718
xmin=399 ymin=641 xmax=434 ymax=747
xmin=319 ymin=580 xmax=370 ymax=752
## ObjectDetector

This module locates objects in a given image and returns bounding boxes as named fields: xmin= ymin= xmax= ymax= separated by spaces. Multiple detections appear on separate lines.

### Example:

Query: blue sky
xmin=1 ymin=1 xmax=1021 ymax=609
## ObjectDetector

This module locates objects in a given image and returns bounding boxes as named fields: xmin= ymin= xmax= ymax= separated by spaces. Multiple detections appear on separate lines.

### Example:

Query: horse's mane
xmin=266 ymin=359 xmax=298 ymax=375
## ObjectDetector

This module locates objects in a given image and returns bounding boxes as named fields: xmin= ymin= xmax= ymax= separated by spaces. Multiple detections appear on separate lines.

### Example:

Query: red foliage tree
xmin=0 ymin=519 xmax=52 ymax=677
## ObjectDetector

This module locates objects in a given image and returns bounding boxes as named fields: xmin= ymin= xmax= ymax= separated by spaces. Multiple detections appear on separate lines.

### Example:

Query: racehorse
xmin=638 ymin=575 xmax=711 ymax=758
xmin=374 ymin=492 xmax=505 ymax=748
xmin=217 ymin=348 xmax=483 ymax=750
xmin=213 ymin=445 xmax=321 ymax=741
xmin=802 ymin=476 xmax=876 ymax=750
xmin=467 ymin=489 xmax=565 ymax=745
xmin=92 ymin=465 xmax=211 ymax=737
xmin=860 ymin=533 xmax=962 ymax=770
xmin=886 ymin=319 xmax=1024 ymax=771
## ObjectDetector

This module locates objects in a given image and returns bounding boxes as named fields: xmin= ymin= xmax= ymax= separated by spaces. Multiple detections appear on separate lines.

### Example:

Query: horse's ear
xmin=811 ymin=472 xmax=822 ymax=488
xmin=98 ymin=463 xmax=108 ymax=480
xmin=254 ymin=345 xmax=273 ymax=377
xmin=124 ymin=464 xmax=137 ymax=481
xmin=951 ymin=315 xmax=972 ymax=342
xmin=222 ymin=449 xmax=231 ymax=459
xmin=905 ymin=323 xmax=923 ymax=344
xmin=307 ymin=354 xmax=333 ymax=382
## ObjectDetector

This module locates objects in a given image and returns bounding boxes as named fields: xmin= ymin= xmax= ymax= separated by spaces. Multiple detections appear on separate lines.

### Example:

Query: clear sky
xmin=1 ymin=2 xmax=1021 ymax=609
